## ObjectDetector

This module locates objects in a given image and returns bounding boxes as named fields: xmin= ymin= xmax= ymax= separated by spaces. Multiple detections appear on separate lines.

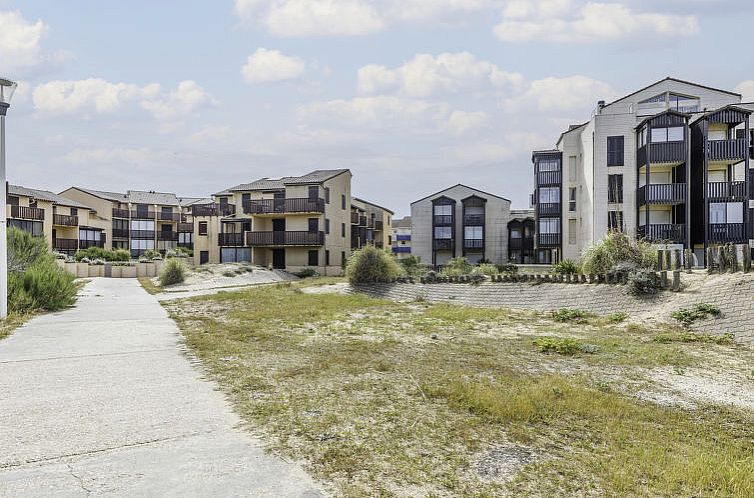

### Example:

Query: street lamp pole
xmin=0 ymin=78 xmax=18 ymax=320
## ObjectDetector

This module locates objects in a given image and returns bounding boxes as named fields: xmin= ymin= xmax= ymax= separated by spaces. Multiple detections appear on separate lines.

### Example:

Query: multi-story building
xmin=212 ymin=169 xmax=353 ymax=275
xmin=391 ymin=216 xmax=412 ymax=259
xmin=350 ymin=198 xmax=393 ymax=250
xmin=411 ymin=184 xmax=511 ymax=266
xmin=532 ymin=77 xmax=753 ymax=265
xmin=7 ymin=185 xmax=106 ymax=255
xmin=507 ymin=209 xmax=535 ymax=264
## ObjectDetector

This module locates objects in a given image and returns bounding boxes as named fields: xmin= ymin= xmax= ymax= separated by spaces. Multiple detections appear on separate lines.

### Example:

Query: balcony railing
xmin=537 ymin=171 xmax=561 ymax=185
xmin=707 ymin=181 xmax=747 ymax=201
xmin=10 ymin=205 xmax=45 ymax=221
xmin=191 ymin=204 xmax=236 ymax=217
xmin=637 ymin=142 xmax=687 ymax=165
xmin=130 ymin=211 xmax=156 ymax=219
xmin=177 ymin=223 xmax=194 ymax=232
xmin=463 ymin=214 xmax=484 ymax=225
xmin=366 ymin=218 xmax=374 ymax=228
xmin=637 ymin=183 xmax=686 ymax=205
xmin=374 ymin=220 xmax=384 ymax=231
xmin=537 ymin=203 xmax=560 ymax=216
xmin=53 ymin=214 xmax=78 ymax=226
xmin=709 ymin=223 xmax=747 ymax=244
xmin=79 ymin=235 xmax=105 ymax=250
xmin=464 ymin=239 xmax=484 ymax=250
xmin=537 ymin=233 xmax=560 ymax=246
xmin=130 ymin=230 xmax=155 ymax=239
xmin=509 ymin=238 xmax=535 ymax=250
xmin=246 ymin=231 xmax=325 ymax=246
xmin=218 ymin=232 xmax=246 ymax=246
xmin=637 ymin=224 xmax=686 ymax=243
xmin=433 ymin=215 xmax=453 ymax=225
xmin=708 ymin=138 xmax=747 ymax=161
xmin=351 ymin=211 xmax=360 ymax=224
xmin=54 ymin=238 xmax=78 ymax=253
xmin=242 ymin=198 xmax=325 ymax=215
xmin=158 ymin=212 xmax=181 ymax=221
xmin=359 ymin=215 xmax=367 ymax=226
xmin=157 ymin=231 xmax=178 ymax=241
xmin=112 ymin=228 xmax=130 ymax=239
xmin=112 ymin=208 xmax=130 ymax=218
xmin=433 ymin=238 xmax=454 ymax=250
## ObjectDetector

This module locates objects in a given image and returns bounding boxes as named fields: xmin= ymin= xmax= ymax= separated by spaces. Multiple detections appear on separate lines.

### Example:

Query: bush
xmin=671 ymin=303 xmax=721 ymax=326
xmin=627 ymin=269 xmax=661 ymax=296
xmin=346 ymin=246 xmax=405 ymax=284
xmin=534 ymin=337 xmax=586 ymax=355
xmin=399 ymin=255 xmax=428 ymax=278
xmin=581 ymin=232 xmax=656 ymax=275
xmin=551 ymin=308 xmax=592 ymax=323
xmin=607 ymin=312 xmax=629 ymax=323
xmin=142 ymin=249 xmax=162 ymax=261
xmin=552 ymin=259 xmax=580 ymax=275
xmin=8 ymin=227 xmax=50 ymax=272
xmin=74 ymin=247 xmax=130 ymax=262
xmin=294 ymin=268 xmax=318 ymax=278
xmin=159 ymin=258 xmax=186 ymax=286
xmin=475 ymin=263 xmax=499 ymax=276
xmin=439 ymin=257 xmax=473 ymax=277
xmin=497 ymin=263 xmax=518 ymax=274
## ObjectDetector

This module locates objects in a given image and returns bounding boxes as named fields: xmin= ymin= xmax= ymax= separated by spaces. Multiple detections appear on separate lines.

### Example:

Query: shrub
xmin=534 ymin=337 xmax=586 ymax=355
xmin=607 ymin=312 xmax=629 ymax=323
xmin=294 ymin=268 xmax=318 ymax=278
xmin=439 ymin=257 xmax=473 ymax=277
xmin=551 ymin=308 xmax=592 ymax=323
xmin=159 ymin=258 xmax=186 ymax=286
xmin=8 ymin=227 xmax=50 ymax=272
xmin=627 ymin=269 xmax=661 ymax=295
xmin=74 ymin=247 xmax=130 ymax=262
xmin=142 ymin=249 xmax=162 ymax=261
xmin=346 ymin=246 xmax=405 ymax=284
xmin=653 ymin=331 xmax=734 ymax=345
xmin=497 ymin=263 xmax=518 ymax=274
xmin=475 ymin=263 xmax=499 ymax=276
xmin=399 ymin=255 xmax=428 ymax=278
xmin=581 ymin=232 xmax=656 ymax=275
xmin=552 ymin=259 xmax=580 ymax=275
xmin=671 ymin=303 xmax=721 ymax=326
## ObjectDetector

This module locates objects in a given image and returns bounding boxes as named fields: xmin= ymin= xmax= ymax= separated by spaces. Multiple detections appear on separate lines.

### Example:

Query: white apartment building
xmin=532 ymin=77 xmax=753 ymax=265
xmin=391 ymin=216 xmax=412 ymax=259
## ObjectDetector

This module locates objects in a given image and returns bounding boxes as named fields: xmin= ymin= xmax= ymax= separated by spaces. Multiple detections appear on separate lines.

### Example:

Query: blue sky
xmin=2 ymin=0 xmax=754 ymax=216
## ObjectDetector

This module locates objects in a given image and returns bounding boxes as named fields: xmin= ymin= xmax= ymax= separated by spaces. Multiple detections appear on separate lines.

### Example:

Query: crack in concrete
xmin=0 ymin=348 xmax=176 ymax=365
xmin=67 ymin=462 xmax=92 ymax=496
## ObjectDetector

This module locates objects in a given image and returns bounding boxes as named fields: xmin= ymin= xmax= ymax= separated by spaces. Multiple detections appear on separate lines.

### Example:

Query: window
xmin=341 ymin=194 xmax=346 ymax=210
xmin=178 ymin=232 xmax=193 ymax=244
xmin=198 ymin=221 xmax=208 ymax=235
xmin=130 ymin=219 xmax=155 ymax=232
xmin=670 ymin=93 xmax=699 ymax=113
xmin=568 ymin=219 xmax=577 ymax=245
xmin=510 ymin=228 xmax=522 ymax=239
xmin=308 ymin=186 xmax=319 ymax=200
xmin=341 ymin=223 xmax=346 ymax=237
xmin=710 ymin=203 xmax=744 ymax=223
xmin=651 ymin=127 xmax=684 ymax=143
xmin=70 ymin=208 xmax=78 ymax=216
xmin=539 ymin=187 xmax=560 ymax=203
xmin=341 ymin=251 xmax=346 ymax=266
xmin=538 ymin=159 xmax=559 ymax=172
xmin=568 ymin=156 xmax=577 ymax=181
xmin=608 ymin=174 xmax=623 ymax=203
xmin=325 ymin=250 xmax=330 ymax=266
xmin=433 ymin=204 xmax=452 ymax=216
xmin=639 ymin=93 xmax=666 ymax=105
xmin=568 ymin=187 xmax=577 ymax=212
xmin=8 ymin=196 xmax=19 ymax=205
xmin=464 ymin=226 xmax=483 ymax=240
xmin=308 ymin=250 xmax=319 ymax=266
xmin=324 ymin=218 xmax=330 ymax=234
xmin=607 ymin=136 xmax=624 ymax=166
xmin=608 ymin=211 xmax=624 ymax=232
xmin=8 ymin=219 xmax=43 ymax=237
xmin=309 ymin=218 xmax=320 ymax=233
xmin=638 ymin=127 xmax=647 ymax=148
xmin=434 ymin=226 xmax=452 ymax=239
xmin=130 ymin=239 xmax=155 ymax=250
xmin=325 ymin=187 xmax=330 ymax=204
xmin=538 ymin=218 xmax=560 ymax=234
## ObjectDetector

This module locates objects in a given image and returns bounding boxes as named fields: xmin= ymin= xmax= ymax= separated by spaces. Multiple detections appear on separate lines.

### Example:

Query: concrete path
xmin=0 ymin=278 xmax=322 ymax=497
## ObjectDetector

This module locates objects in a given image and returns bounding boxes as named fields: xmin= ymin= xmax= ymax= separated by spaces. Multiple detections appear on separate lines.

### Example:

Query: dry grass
xmin=164 ymin=285 xmax=754 ymax=497
xmin=0 ymin=313 xmax=33 ymax=341
xmin=138 ymin=277 xmax=162 ymax=295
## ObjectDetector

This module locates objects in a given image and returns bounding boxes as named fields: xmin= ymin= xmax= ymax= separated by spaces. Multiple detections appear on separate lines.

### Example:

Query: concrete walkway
xmin=0 ymin=278 xmax=322 ymax=497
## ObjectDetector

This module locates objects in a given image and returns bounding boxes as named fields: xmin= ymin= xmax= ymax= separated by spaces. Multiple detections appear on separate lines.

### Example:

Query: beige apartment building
xmin=351 ymin=197 xmax=393 ymax=251
xmin=7 ymin=185 xmax=106 ymax=255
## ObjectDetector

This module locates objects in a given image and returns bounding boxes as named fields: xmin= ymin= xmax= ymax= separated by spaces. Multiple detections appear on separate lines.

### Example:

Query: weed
xmin=551 ymin=308 xmax=592 ymax=323
xmin=607 ymin=312 xmax=628 ymax=323
xmin=653 ymin=331 xmax=734 ymax=345
xmin=534 ymin=337 xmax=584 ymax=355
xmin=671 ymin=303 xmax=722 ymax=326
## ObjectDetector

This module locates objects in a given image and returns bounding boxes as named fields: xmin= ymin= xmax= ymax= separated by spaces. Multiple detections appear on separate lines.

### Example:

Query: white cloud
xmin=443 ymin=110 xmax=490 ymax=134
xmin=736 ymin=81 xmax=754 ymax=102
xmin=61 ymin=147 xmax=172 ymax=165
xmin=241 ymin=48 xmax=306 ymax=84
xmin=0 ymin=10 xmax=47 ymax=72
xmin=33 ymin=79 xmax=214 ymax=122
xmin=494 ymin=1 xmax=699 ymax=43
xmin=358 ymin=52 xmax=523 ymax=97
xmin=504 ymin=75 xmax=617 ymax=112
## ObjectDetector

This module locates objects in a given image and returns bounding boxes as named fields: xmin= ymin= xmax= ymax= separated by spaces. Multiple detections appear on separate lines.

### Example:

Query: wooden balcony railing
xmin=648 ymin=141 xmax=686 ymax=164
xmin=177 ymin=223 xmax=194 ymax=232
xmin=708 ymin=138 xmax=747 ymax=161
xmin=637 ymin=224 xmax=685 ymax=243
xmin=112 ymin=208 xmax=130 ymax=218
xmin=246 ymin=231 xmax=325 ymax=246
xmin=53 ymin=214 xmax=78 ymax=226
xmin=158 ymin=212 xmax=181 ymax=221
xmin=537 ymin=233 xmax=561 ymax=246
xmin=707 ymin=181 xmax=747 ymax=200
xmin=242 ymin=198 xmax=325 ymax=215
xmin=130 ymin=211 xmax=156 ymax=219
xmin=157 ymin=231 xmax=178 ymax=241
xmin=54 ymin=238 xmax=78 ymax=252
xmin=351 ymin=212 xmax=360 ymax=224
xmin=366 ymin=218 xmax=374 ymax=228
xmin=374 ymin=220 xmax=384 ymax=231
xmin=130 ymin=230 xmax=155 ymax=239
xmin=537 ymin=203 xmax=560 ymax=216
xmin=218 ymin=232 xmax=246 ymax=246
xmin=433 ymin=238 xmax=454 ymax=250
xmin=10 ymin=205 xmax=45 ymax=221
xmin=709 ymin=223 xmax=747 ymax=243
xmin=637 ymin=183 xmax=686 ymax=205
xmin=112 ymin=228 xmax=130 ymax=239
xmin=191 ymin=204 xmax=236 ymax=217
xmin=359 ymin=215 xmax=368 ymax=226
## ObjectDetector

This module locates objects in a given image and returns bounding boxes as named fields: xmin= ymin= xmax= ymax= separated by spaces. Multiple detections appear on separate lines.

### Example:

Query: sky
xmin=2 ymin=0 xmax=754 ymax=217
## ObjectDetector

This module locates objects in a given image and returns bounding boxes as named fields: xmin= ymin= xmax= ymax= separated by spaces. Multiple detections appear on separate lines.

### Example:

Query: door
xmin=274 ymin=191 xmax=285 ymax=213
xmin=272 ymin=218 xmax=285 ymax=245
xmin=272 ymin=249 xmax=285 ymax=269
xmin=200 ymin=251 xmax=209 ymax=265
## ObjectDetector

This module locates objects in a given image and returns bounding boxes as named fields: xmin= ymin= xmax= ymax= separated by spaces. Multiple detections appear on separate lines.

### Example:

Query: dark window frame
xmin=308 ymin=249 xmax=319 ymax=266
xmin=607 ymin=136 xmax=624 ymax=166
xmin=198 ymin=221 xmax=208 ymax=235
xmin=608 ymin=174 xmax=624 ymax=203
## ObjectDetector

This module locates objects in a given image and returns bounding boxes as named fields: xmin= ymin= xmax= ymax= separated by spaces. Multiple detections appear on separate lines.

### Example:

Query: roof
xmin=178 ymin=197 xmax=214 ymax=207
xmin=693 ymin=104 xmax=753 ymax=122
xmin=604 ymin=77 xmax=741 ymax=110
xmin=10 ymin=185 xmax=94 ymax=210
xmin=217 ymin=169 xmax=351 ymax=194
xmin=70 ymin=187 xmax=129 ymax=203
xmin=509 ymin=208 xmax=535 ymax=221
xmin=555 ymin=122 xmax=589 ymax=147
xmin=391 ymin=216 xmax=411 ymax=229
xmin=125 ymin=190 xmax=181 ymax=206
xmin=410 ymin=184 xmax=511 ymax=205
xmin=352 ymin=197 xmax=395 ymax=215
xmin=634 ymin=109 xmax=691 ymax=130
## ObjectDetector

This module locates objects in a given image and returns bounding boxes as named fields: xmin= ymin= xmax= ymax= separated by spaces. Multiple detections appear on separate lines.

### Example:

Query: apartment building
xmin=507 ymin=209 xmax=535 ymax=264
xmin=350 ymin=198 xmax=393 ymax=250
xmin=391 ymin=216 xmax=412 ymax=259
xmin=212 ymin=169 xmax=353 ymax=275
xmin=60 ymin=188 xmax=194 ymax=257
xmin=7 ymin=185 xmax=106 ymax=255
xmin=411 ymin=184 xmax=511 ymax=266
xmin=532 ymin=77 xmax=753 ymax=264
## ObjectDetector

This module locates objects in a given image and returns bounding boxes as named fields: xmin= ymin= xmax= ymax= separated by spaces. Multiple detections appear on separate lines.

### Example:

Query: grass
xmin=0 ymin=312 xmax=34 ymax=341
xmin=138 ymin=277 xmax=162 ymax=295
xmin=164 ymin=285 xmax=754 ymax=497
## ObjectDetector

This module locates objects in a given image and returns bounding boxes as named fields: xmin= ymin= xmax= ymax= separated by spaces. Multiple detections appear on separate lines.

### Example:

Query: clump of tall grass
xmin=160 ymin=258 xmax=186 ymax=286
xmin=346 ymin=245 xmax=405 ymax=284
xmin=581 ymin=231 xmax=656 ymax=275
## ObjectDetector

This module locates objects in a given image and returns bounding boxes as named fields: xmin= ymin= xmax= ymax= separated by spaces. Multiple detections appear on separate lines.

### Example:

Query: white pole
xmin=1 ymin=111 xmax=8 ymax=319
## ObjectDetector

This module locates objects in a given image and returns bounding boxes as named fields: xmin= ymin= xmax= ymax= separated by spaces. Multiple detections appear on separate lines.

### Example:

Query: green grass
xmin=164 ymin=285 xmax=753 ymax=497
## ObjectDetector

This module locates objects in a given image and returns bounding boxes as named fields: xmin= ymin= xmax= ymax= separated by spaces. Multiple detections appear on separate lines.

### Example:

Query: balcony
xmin=79 ymin=235 xmax=105 ymax=250
xmin=637 ymin=142 xmax=686 ymax=165
xmin=433 ymin=215 xmax=453 ymax=225
xmin=463 ymin=214 xmax=484 ymax=225
xmin=130 ymin=210 xmax=156 ymax=219
xmin=709 ymin=223 xmax=747 ymax=244
xmin=637 ymin=183 xmax=686 ymax=205
xmin=707 ymin=181 xmax=747 ymax=201
xmin=177 ymin=223 xmax=194 ymax=232
xmin=218 ymin=232 xmax=246 ymax=246
xmin=366 ymin=217 xmax=374 ymax=228
xmin=359 ymin=215 xmax=367 ymax=226
xmin=537 ymin=233 xmax=560 ymax=246
xmin=637 ymin=224 xmax=686 ymax=243
xmin=158 ymin=212 xmax=181 ymax=221
xmin=537 ymin=171 xmax=561 ymax=186
xmin=432 ymin=239 xmax=453 ymax=251
xmin=708 ymin=138 xmax=747 ymax=162
xmin=246 ymin=231 xmax=325 ymax=246
xmin=537 ymin=203 xmax=560 ymax=216
xmin=509 ymin=237 xmax=534 ymax=250
xmin=112 ymin=208 xmax=130 ymax=218
xmin=53 ymin=214 xmax=78 ymax=226
xmin=242 ymin=198 xmax=325 ymax=215
xmin=374 ymin=220 xmax=384 ymax=231
xmin=10 ymin=205 xmax=45 ymax=221
xmin=396 ymin=234 xmax=411 ymax=241
xmin=112 ymin=228 xmax=129 ymax=239
xmin=191 ymin=204 xmax=236 ymax=217
xmin=351 ymin=211 xmax=360 ymax=224
xmin=393 ymin=246 xmax=411 ymax=254
xmin=157 ymin=231 xmax=178 ymax=242
xmin=130 ymin=230 xmax=155 ymax=239
xmin=54 ymin=238 xmax=78 ymax=253
xmin=464 ymin=239 xmax=484 ymax=250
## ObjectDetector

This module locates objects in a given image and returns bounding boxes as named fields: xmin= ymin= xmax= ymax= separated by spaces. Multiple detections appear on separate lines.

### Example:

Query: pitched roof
xmin=70 ymin=187 xmax=129 ymax=203
xmin=634 ymin=109 xmax=691 ymax=130
xmin=217 ymin=169 xmax=350 ymax=194
xmin=604 ymin=77 xmax=741 ymax=110
xmin=410 ymin=184 xmax=511 ymax=205
xmin=125 ymin=190 xmax=181 ymax=206
xmin=178 ymin=197 xmax=213 ymax=207
xmin=352 ymin=197 xmax=395 ymax=215
xmin=509 ymin=208 xmax=535 ymax=221
xmin=10 ymin=185 xmax=93 ymax=210
xmin=391 ymin=216 xmax=411 ymax=229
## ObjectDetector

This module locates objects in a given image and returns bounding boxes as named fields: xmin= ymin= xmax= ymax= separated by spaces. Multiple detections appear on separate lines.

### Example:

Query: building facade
xmin=391 ymin=216 xmax=412 ymax=259
xmin=411 ymin=184 xmax=511 ymax=266
xmin=531 ymin=77 xmax=754 ymax=265
xmin=507 ymin=209 xmax=535 ymax=264
xmin=351 ymin=198 xmax=393 ymax=251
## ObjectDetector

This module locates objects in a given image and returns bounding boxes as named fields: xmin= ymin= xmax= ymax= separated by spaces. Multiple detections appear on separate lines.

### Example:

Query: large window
xmin=539 ymin=187 xmax=560 ymax=203
xmin=710 ymin=203 xmax=743 ymax=224
xmin=538 ymin=218 xmax=560 ymax=234
xmin=434 ymin=226 xmax=452 ymax=239
xmin=178 ymin=232 xmax=193 ymax=244
xmin=433 ymin=204 xmax=452 ymax=216
xmin=79 ymin=229 xmax=101 ymax=243
xmin=130 ymin=220 xmax=155 ymax=231
xmin=8 ymin=219 xmax=43 ymax=237
xmin=464 ymin=226 xmax=483 ymax=240
xmin=538 ymin=159 xmax=560 ymax=172
xmin=651 ymin=127 xmax=684 ymax=143
xmin=308 ymin=250 xmax=319 ymax=266
xmin=670 ymin=93 xmax=699 ymax=113
xmin=608 ymin=174 xmax=623 ymax=203
xmin=131 ymin=239 xmax=155 ymax=250
xmin=608 ymin=211 xmax=624 ymax=232
xmin=607 ymin=136 xmax=624 ymax=166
